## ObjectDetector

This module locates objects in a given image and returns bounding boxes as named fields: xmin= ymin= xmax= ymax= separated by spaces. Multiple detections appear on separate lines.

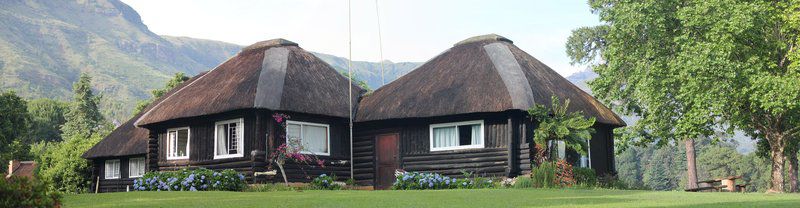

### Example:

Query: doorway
xmin=375 ymin=133 xmax=399 ymax=189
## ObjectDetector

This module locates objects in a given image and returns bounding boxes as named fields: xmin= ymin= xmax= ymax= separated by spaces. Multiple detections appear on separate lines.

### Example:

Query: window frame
xmin=128 ymin=157 xmax=145 ymax=178
xmin=166 ymin=127 xmax=191 ymax=160
xmin=104 ymin=159 xmax=120 ymax=179
xmin=213 ymin=118 xmax=245 ymax=159
xmin=285 ymin=120 xmax=331 ymax=156
xmin=429 ymin=120 xmax=485 ymax=152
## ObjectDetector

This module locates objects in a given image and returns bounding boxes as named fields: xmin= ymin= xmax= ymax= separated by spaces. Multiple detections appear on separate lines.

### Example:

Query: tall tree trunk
xmin=788 ymin=153 xmax=798 ymax=193
xmin=685 ymin=138 xmax=698 ymax=189
xmin=768 ymin=134 xmax=786 ymax=193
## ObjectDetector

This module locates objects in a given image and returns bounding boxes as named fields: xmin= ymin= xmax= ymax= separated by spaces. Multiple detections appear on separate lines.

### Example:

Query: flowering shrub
xmin=554 ymin=160 xmax=575 ymax=187
xmin=270 ymin=113 xmax=326 ymax=185
xmin=133 ymin=168 xmax=246 ymax=191
xmin=392 ymin=171 xmax=494 ymax=190
xmin=530 ymin=160 xmax=575 ymax=188
xmin=501 ymin=178 xmax=516 ymax=188
xmin=309 ymin=174 xmax=343 ymax=190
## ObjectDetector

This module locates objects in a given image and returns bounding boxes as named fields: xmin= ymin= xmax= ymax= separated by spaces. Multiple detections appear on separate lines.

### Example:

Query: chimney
xmin=8 ymin=160 xmax=20 ymax=177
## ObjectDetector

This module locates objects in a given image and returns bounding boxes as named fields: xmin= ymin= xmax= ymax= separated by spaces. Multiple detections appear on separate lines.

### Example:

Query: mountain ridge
xmin=0 ymin=0 xmax=419 ymax=123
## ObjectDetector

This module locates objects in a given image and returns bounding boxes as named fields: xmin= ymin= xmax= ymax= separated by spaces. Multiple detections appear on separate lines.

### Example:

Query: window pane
xmin=287 ymin=124 xmax=301 ymax=148
xmin=471 ymin=124 xmax=481 ymax=145
xmin=216 ymin=124 xmax=228 ymax=155
xmin=458 ymin=125 xmax=472 ymax=146
xmin=302 ymin=125 xmax=328 ymax=154
xmin=432 ymin=126 xmax=457 ymax=148
xmin=177 ymin=129 xmax=189 ymax=157
xmin=228 ymin=123 xmax=238 ymax=154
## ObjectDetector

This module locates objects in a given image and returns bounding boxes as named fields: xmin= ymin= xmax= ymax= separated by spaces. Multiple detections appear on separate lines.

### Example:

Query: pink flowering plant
xmin=270 ymin=113 xmax=326 ymax=185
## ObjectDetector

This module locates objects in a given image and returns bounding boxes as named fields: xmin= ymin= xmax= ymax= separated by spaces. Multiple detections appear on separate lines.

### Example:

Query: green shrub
xmin=0 ymin=176 xmax=61 ymax=208
xmin=598 ymin=174 xmax=630 ymax=190
xmin=133 ymin=168 xmax=246 ymax=191
xmin=392 ymin=171 xmax=495 ymax=190
xmin=310 ymin=174 xmax=343 ymax=190
xmin=573 ymin=167 xmax=597 ymax=186
xmin=531 ymin=162 xmax=558 ymax=188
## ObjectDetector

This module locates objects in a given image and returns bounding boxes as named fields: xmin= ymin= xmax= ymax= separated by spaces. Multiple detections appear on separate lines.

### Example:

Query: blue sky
xmin=122 ymin=0 xmax=600 ymax=76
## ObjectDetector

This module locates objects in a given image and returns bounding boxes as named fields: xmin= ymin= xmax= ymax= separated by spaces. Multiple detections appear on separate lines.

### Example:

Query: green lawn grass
xmin=64 ymin=189 xmax=800 ymax=208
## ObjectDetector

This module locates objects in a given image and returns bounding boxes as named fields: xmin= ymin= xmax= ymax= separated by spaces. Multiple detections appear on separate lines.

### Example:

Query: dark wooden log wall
xmin=353 ymin=112 xmax=515 ymax=186
xmin=264 ymin=112 xmax=352 ymax=182
xmin=90 ymin=155 xmax=144 ymax=193
xmin=589 ymin=124 xmax=616 ymax=175
xmin=144 ymin=109 xmax=352 ymax=183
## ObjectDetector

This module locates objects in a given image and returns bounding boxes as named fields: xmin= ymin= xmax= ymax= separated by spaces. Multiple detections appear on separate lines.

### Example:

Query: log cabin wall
xmin=267 ymin=111 xmax=352 ymax=182
xmin=589 ymin=124 xmax=615 ymax=176
xmin=144 ymin=109 xmax=352 ymax=183
xmin=353 ymin=111 xmax=517 ymax=186
xmin=149 ymin=109 xmax=260 ymax=179
xmin=90 ymin=155 xmax=144 ymax=193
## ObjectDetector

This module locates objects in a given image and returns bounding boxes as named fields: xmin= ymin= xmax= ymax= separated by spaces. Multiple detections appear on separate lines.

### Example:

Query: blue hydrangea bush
xmin=133 ymin=168 xmax=246 ymax=191
xmin=392 ymin=171 xmax=495 ymax=190
xmin=309 ymin=174 xmax=343 ymax=190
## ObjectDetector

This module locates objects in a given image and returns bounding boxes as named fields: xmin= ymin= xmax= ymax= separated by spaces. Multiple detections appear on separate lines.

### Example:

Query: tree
xmin=36 ymin=73 xmax=110 ymax=193
xmin=0 ymin=91 xmax=30 ymax=172
xmin=616 ymin=147 xmax=644 ymax=188
xmin=60 ymin=73 xmax=108 ymax=139
xmin=643 ymin=146 xmax=679 ymax=190
xmin=528 ymin=96 xmax=596 ymax=164
xmin=340 ymin=71 xmax=371 ymax=93
xmin=35 ymin=134 xmax=102 ymax=193
xmin=568 ymin=0 xmax=800 ymax=193
xmin=132 ymin=72 xmax=190 ymax=115
xmin=566 ymin=1 xmax=716 ymax=190
xmin=27 ymin=99 xmax=68 ymax=142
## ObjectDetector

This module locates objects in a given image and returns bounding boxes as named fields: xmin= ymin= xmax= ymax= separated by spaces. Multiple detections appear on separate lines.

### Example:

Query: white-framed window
xmin=214 ymin=118 xmax=244 ymax=159
xmin=167 ymin=127 xmax=190 ymax=160
xmin=429 ymin=120 xmax=484 ymax=151
xmin=286 ymin=120 xmax=330 ymax=156
xmin=104 ymin=159 xmax=120 ymax=179
xmin=129 ymin=157 xmax=145 ymax=178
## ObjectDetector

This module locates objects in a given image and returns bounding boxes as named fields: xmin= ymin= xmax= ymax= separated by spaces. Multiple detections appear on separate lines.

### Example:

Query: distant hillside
xmin=312 ymin=53 xmax=420 ymax=90
xmin=0 ymin=0 xmax=419 ymax=123
xmin=0 ymin=0 xmax=239 ymax=122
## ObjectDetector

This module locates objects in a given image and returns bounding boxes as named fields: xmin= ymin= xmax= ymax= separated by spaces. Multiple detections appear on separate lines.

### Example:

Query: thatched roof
xmin=135 ymin=39 xmax=365 ymax=126
xmin=356 ymin=34 xmax=625 ymax=126
xmin=82 ymin=72 xmax=207 ymax=159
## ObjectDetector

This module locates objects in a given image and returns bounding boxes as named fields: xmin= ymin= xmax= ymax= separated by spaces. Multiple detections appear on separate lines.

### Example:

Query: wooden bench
xmin=685 ymin=185 xmax=727 ymax=192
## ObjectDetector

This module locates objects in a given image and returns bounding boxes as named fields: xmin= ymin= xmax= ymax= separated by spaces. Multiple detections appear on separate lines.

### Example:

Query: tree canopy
xmin=568 ymin=0 xmax=800 ymax=193
xmin=61 ymin=74 xmax=108 ymax=139
xmin=0 ymin=91 xmax=31 ymax=172
xmin=27 ymin=98 xmax=68 ymax=142
xmin=133 ymin=72 xmax=190 ymax=115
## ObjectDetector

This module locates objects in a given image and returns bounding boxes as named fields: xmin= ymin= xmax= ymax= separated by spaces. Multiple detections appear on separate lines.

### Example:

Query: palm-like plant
xmin=528 ymin=96 xmax=596 ymax=164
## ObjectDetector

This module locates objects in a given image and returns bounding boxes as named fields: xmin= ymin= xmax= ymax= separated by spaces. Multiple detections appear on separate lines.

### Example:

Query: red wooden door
xmin=376 ymin=133 xmax=399 ymax=189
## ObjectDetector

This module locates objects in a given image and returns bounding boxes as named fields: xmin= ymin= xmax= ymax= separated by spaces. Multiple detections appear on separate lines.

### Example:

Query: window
xmin=430 ymin=120 xmax=484 ymax=151
xmin=286 ymin=121 xmax=330 ymax=156
xmin=167 ymin=127 xmax=190 ymax=160
xmin=214 ymin=118 xmax=244 ymax=159
xmin=129 ymin=157 xmax=145 ymax=178
xmin=104 ymin=159 xmax=120 ymax=179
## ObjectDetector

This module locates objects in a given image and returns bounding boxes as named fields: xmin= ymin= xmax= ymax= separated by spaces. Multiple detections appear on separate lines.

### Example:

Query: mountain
xmin=0 ymin=0 xmax=420 ymax=123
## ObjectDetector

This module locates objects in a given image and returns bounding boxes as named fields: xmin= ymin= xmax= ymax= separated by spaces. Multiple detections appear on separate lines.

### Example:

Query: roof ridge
xmin=454 ymin=34 xmax=513 ymax=46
